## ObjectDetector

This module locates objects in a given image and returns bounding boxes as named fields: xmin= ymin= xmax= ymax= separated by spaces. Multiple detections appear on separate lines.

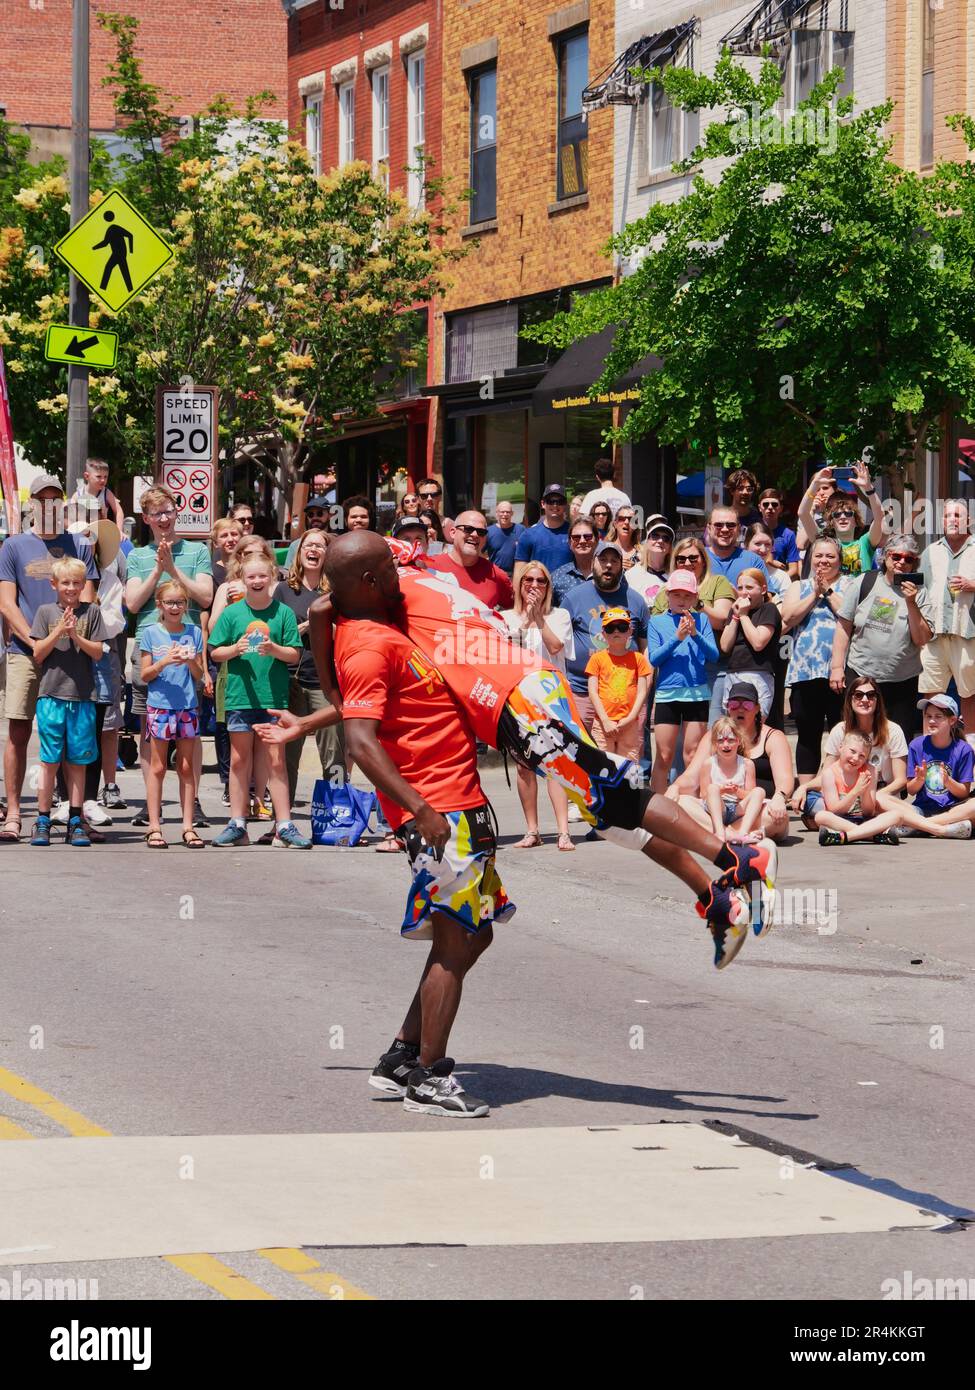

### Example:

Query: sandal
xmin=513 ymin=831 xmax=543 ymax=849
xmin=375 ymin=831 xmax=404 ymax=853
xmin=144 ymin=829 xmax=168 ymax=849
xmin=181 ymin=829 xmax=206 ymax=849
xmin=0 ymin=817 xmax=22 ymax=843
xmin=557 ymin=832 xmax=575 ymax=852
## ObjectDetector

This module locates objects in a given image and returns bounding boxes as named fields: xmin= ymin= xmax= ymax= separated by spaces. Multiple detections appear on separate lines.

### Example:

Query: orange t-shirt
xmin=394 ymin=568 xmax=550 ymax=745
xmin=334 ymin=616 xmax=483 ymax=830
xmin=584 ymin=648 xmax=653 ymax=721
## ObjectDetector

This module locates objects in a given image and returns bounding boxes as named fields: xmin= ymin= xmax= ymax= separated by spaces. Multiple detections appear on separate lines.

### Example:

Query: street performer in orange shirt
xmin=259 ymin=533 xmax=777 ymax=1114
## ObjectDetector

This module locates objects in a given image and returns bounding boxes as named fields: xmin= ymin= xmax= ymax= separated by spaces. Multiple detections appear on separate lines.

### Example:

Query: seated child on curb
xmin=29 ymin=557 xmax=109 ymax=848
xmin=139 ymin=579 xmax=206 ymax=849
xmin=897 ymin=694 xmax=975 ymax=839
xmin=816 ymin=731 xmax=903 ymax=845
xmin=700 ymin=717 xmax=765 ymax=843
xmin=585 ymin=605 xmax=652 ymax=760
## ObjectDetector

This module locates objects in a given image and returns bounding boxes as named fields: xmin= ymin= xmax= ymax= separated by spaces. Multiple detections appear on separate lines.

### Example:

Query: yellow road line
xmin=164 ymin=1253 xmax=276 ymax=1300
xmin=258 ymin=1247 xmax=374 ymax=1300
xmin=0 ymin=1066 xmax=110 ymax=1138
xmin=0 ymin=1116 xmax=34 ymax=1140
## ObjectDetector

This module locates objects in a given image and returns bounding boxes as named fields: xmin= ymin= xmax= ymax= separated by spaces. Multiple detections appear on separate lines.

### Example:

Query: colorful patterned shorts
xmin=399 ymin=803 xmax=515 ymax=940
xmin=145 ymin=705 xmax=200 ymax=742
xmin=497 ymin=669 xmax=653 ymax=834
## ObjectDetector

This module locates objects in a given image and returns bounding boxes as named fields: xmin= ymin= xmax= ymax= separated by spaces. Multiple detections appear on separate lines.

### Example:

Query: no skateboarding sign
xmin=156 ymin=386 xmax=219 ymax=537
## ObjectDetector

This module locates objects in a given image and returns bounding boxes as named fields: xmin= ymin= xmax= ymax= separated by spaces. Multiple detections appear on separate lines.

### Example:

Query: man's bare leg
xmin=398 ymin=917 xmax=493 ymax=1066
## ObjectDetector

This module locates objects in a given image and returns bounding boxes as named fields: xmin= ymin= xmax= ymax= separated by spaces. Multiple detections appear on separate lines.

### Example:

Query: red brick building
xmin=0 ymin=0 xmax=287 ymax=161
xmin=286 ymin=0 xmax=440 ymax=510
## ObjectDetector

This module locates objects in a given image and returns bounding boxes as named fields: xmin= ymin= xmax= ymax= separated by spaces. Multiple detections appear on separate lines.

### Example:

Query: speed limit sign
xmin=156 ymin=385 xmax=218 ymax=536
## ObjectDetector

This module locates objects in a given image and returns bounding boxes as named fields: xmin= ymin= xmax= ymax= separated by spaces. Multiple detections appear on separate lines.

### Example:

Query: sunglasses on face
xmin=887 ymin=552 xmax=915 ymax=563
xmin=571 ymin=533 xmax=595 ymax=543
xmin=419 ymin=491 xmax=440 ymax=500
xmin=852 ymin=690 xmax=878 ymax=701
xmin=675 ymin=554 xmax=700 ymax=566
xmin=712 ymin=521 xmax=738 ymax=531
xmin=456 ymin=525 xmax=487 ymax=538
xmin=759 ymin=499 xmax=780 ymax=508
xmin=305 ymin=510 xmax=326 ymax=519
xmin=522 ymin=576 xmax=548 ymax=586
xmin=604 ymin=623 xmax=630 ymax=635
xmin=832 ymin=509 xmax=855 ymax=519
xmin=544 ymin=498 xmax=567 ymax=507
xmin=727 ymin=699 xmax=757 ymax=711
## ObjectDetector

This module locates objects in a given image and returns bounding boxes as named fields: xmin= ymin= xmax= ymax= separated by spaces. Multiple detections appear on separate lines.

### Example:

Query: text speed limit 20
xmin=164 ymin=424 xmax=211 ymax=458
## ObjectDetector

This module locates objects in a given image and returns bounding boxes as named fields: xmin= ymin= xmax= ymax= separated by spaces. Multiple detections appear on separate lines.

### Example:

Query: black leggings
xmin=790 ymin=678 xmax=843 ymax=776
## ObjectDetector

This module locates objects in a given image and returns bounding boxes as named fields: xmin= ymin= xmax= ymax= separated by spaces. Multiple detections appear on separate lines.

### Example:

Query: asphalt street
xmin=1 ymin=743 xmax=973 ymax=1301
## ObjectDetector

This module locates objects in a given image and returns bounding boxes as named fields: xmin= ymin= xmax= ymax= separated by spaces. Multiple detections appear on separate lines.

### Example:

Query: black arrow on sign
xmin=65 ymin=334 xmax=101 ymax=358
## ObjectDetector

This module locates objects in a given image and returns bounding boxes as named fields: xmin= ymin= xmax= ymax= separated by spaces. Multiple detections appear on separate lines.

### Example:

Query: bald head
xmin=324 ymin=530 xmax=401 ymax=616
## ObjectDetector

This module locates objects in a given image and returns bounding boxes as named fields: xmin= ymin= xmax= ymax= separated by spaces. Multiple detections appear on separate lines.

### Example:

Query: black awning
xmin=583 ymin=21 xmax=698 ymax=112
xmin=720 ymin=0 xmax=831 ymax=55
xmin=531 ymin=325 xmax=663 ymax=416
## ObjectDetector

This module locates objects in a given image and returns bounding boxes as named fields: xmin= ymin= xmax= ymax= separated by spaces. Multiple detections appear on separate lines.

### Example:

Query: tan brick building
xmin=426 ymin=0 xmax=625 ymax=519
xmin=887 ymin=0 xmax=974 ymax=172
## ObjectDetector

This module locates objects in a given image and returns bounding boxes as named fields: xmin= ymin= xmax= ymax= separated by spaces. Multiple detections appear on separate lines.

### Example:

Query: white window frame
xmin=783 ymin=28 xmax=854 ymax=113
xmin=646 ymin=64 xmax=697 ymax=175
xmin=372 ymin=65 xmax=390 ymax=187
xmin=407 ymin=49 xmax=426 ymax=208
xmin=338 ymin=80 xmax=356 ymax=166
xmin=304 ymin=92 xmax=323 ymax=176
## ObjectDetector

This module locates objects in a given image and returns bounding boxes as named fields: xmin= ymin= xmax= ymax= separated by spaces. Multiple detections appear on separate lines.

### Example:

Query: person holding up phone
xmin=830 ymin=533 xmax=933 ymax=737
xmin=139 ymin=579 xmax=206 ymax=849
xmin=798 ymin=460 xmax=887 ymax=574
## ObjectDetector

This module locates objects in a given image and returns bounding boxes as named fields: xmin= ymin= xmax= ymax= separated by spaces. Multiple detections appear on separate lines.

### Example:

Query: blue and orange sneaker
xmin=696 ymin=883 xmax=751 ymax=970
xmin=715 ymin=840 xmax=777 ymax=938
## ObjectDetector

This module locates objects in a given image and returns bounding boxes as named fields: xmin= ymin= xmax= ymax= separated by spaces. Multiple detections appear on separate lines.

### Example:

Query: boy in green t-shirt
xmin=208 ymin=554 xmax=309 ymax=848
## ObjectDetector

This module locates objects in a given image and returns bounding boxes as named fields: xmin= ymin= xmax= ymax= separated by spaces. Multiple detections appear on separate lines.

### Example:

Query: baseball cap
xmin=645 ymin=512 xmax=675 ymax=541
xmin=29 ymin=472 xmax=64 ymax=497
xmin=726 ymin=681 xmax=761 ymax=705
xmin=595 ymin=540 xmax=624 ymax=559
xmin=304 ymin=495 xmax=330 ymax=512
xmin=391 ymin=515 xmax=427 ymax=538
xmin=666 ymin=568 xmax=698 ymax=594
xmin=601 ymin=606 xmax=631 ymax=630
xmin=542 ymin=484 xmax=567 ymax=502
xmin=917 ymin=693 xmax=959 ymax=717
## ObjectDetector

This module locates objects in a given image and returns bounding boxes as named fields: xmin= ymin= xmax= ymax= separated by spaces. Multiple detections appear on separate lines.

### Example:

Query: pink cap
xmin=666 ymin=569 xmax=699 ymax=595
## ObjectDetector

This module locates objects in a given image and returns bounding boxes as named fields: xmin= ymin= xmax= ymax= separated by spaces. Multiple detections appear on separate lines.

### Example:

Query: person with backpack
xmin=829 ymin=534 xmax=933 ymax=738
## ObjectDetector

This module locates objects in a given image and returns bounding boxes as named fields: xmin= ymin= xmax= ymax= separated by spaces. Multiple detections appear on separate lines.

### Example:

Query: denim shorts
xmin=226 ymin=707 xmax=279 ymax=733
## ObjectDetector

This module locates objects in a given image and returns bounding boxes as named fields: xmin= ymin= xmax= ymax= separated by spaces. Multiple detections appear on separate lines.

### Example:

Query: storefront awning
xmin=582 ymin=21 xmax=698 ymax=112
xmin=720 ymin=0 xmax=840 ymax=55
xmin=531 ymin=325 xmax=663 ymax=416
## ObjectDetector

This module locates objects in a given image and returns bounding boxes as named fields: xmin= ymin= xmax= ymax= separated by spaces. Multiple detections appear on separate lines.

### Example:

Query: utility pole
xmin=65 ymin=0 xmax=90 ymax=496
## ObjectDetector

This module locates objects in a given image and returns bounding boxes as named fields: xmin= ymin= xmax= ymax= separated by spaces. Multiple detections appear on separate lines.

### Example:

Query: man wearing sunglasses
xmin=830 ymin=533 xmax=933 ymax=736
xmin=757 ymin=489 xmax=800 ymax=579
xmin=428 ymin=510 xmax=514 ymax=611
xmin=705 ymin=507 xmax=771 ymax=722
xmin=552 ymin=517 xmax=599 ymax=606
xmin=284 ymin=495 xmax=332 ymax=569
xmin=417 ymin=479 xmax=454 ymax=543
xmin=514 ymin=483 xmax=572 ymax=577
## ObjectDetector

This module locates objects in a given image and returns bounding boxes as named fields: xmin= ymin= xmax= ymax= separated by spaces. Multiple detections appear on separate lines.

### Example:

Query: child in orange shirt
xmin=585 ymin=606 xmax=653 ymax=759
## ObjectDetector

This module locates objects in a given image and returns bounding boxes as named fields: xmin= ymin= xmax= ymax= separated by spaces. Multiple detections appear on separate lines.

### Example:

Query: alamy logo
xmin=50 ymin=1321 xmax=150 ymax=1370
xmin=730 ymin=102 xmax=838 ymax=153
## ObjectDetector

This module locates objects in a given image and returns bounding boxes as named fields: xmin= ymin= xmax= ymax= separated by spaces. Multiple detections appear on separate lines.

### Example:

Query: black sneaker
xmin=369 ymin=1041 xmax=421 ymax=1097
xmin=873 ymin=829 xmax=900 ymax=845
xmin=99 ymin=783 xmax=127 ymax=810
xmin=193 ymin=799 xmax=210 ymax=828
xmin=403 ymin=1058 xmax=490 ymax=1118
xmin=818 ymin=827 xmax=847 ymax=846
xmin=132 ymin=807 xmax=150 ymax=828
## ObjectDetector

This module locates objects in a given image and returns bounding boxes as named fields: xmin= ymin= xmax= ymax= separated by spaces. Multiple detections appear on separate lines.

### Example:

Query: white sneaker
xmin=51 ymin=802 xmax=70 ymax=824
xmin=567 ymin=801 xmax=583 ymax=823
xmin=83 ymin=799 xmax=111 ymax=825
xmin=942 ymin=820 xmax=973 ymax=839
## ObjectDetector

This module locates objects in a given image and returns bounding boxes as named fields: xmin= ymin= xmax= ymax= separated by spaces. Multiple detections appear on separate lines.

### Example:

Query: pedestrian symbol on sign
xmin=92 ymin=210 xmax=135 ymax=294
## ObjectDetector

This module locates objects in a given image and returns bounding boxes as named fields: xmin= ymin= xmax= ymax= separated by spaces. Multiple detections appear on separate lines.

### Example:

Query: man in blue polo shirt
xmin=562 ymin=540 xmax=648 ymax=732
xmin=485 ymin=500 xmax=525 ymax=576
xmin=514 ymin=483 xmax=571 ymax=575
xmin=757 ymin=488 xmax=800 ymax=579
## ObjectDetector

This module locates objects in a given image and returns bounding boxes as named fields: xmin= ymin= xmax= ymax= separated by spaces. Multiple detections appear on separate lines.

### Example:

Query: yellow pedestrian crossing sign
xmin=44 ymin=323 xmax=119 ymax=370
xmin=53 ymin=189 xmax=173 ymax=312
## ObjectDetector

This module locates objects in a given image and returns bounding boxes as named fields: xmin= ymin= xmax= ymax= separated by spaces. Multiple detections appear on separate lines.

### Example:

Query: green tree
xmin=525 ymin=52 xmax=975 ymax=491
xmin=0 ymin=13 xmax=462 ymax=505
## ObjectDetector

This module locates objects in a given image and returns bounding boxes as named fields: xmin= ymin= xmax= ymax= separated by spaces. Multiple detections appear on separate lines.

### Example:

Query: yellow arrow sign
xmin=53 ymin=189 xmax=173 ymax=312
xmin=44 ymin=323 xmax=119 ymax=369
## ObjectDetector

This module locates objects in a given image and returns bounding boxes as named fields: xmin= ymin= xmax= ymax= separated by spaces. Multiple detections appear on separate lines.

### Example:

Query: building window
xmin=372 ymin=66 xmax=390 ymax=187
xmin=407 ymin=50 xmax=426 ymax=208
xmin=556 ymin=29 xmax=588 ymax=199
xmin=648 ymin=71 xmax=698 ymax=174
xmin=338 ymin=80 xmax=355 ymax=166
xmin=921 ymin=0 xmax=935 ymax=167
xmin=469 ymin=64 xmax=497 ymax=224
xmin=304 ymin=93 xmax=323 ymax=176
xmin=780 ymin=29 xmax=855 ymax=112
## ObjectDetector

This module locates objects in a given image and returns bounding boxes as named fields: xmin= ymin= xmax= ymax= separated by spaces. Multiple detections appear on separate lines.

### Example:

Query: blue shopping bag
xmin=310 ymin=779 xmax=376 ymax=847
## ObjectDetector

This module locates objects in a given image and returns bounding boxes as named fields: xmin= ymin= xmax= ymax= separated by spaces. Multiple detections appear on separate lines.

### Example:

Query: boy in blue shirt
xmin=647 ymin=569 xmax=719 ymax=793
